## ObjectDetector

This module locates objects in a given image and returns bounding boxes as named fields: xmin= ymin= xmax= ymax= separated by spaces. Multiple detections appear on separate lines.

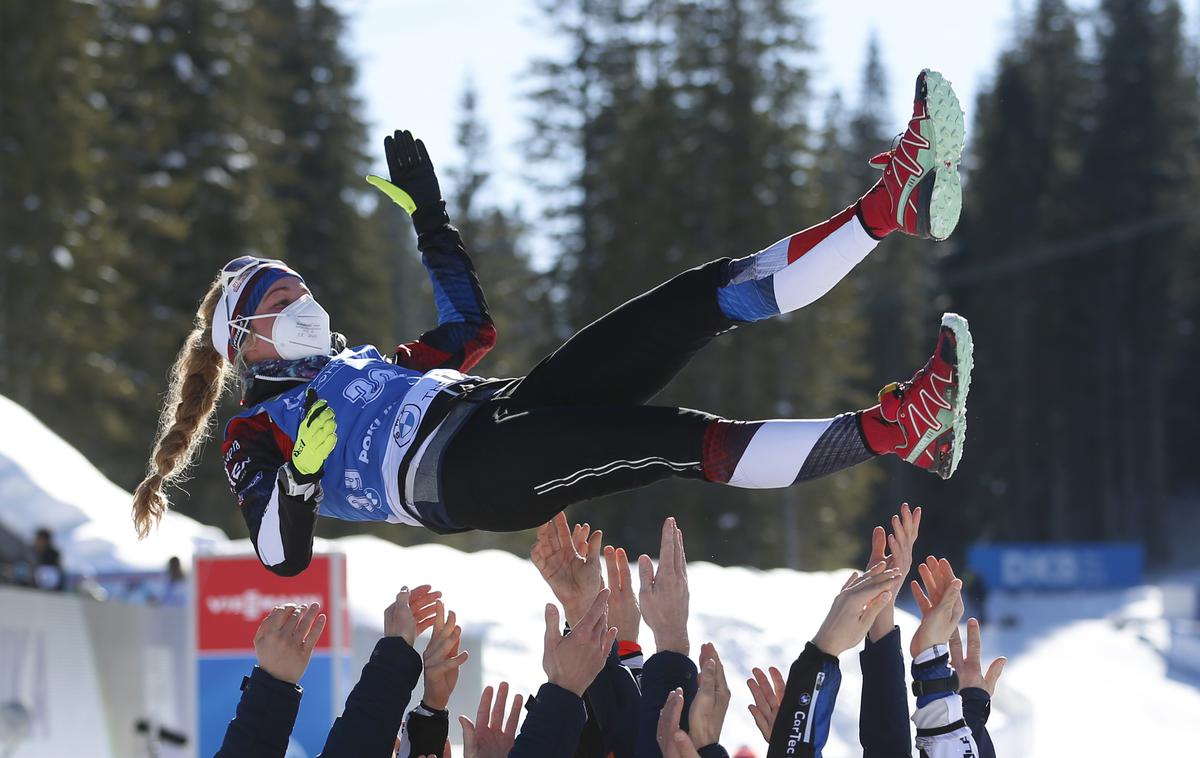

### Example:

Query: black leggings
xmin=441 ymin=259 xmax=737 ymax=531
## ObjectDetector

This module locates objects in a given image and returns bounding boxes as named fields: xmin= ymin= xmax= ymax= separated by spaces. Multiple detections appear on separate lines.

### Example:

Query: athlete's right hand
xmin=290 ymin=388 xmax=336 ymax=481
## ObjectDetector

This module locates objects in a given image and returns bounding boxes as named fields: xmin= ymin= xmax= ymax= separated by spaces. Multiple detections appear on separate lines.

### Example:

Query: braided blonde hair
xmin=131 ymin=275 xmax=230 ymax=538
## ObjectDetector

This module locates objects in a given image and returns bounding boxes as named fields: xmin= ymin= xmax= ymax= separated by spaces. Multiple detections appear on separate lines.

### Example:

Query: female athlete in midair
xmin=133 ymin=70 xmax=973 ymax=577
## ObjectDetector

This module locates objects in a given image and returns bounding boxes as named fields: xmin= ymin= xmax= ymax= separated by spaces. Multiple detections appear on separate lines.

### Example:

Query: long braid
xmin=132 ymin=276 xmax=230 ymax=539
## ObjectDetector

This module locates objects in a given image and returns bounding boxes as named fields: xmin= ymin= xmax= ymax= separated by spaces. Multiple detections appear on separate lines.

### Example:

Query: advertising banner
xmin=194 ymin=553 xmax=351 ymax=757
xmin=967 ymin=542 xmax=1143 ymax=591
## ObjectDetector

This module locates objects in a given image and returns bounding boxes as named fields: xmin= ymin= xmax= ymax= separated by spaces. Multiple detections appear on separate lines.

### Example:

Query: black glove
xmin=365 ymin=129 xmax=449 ymax=234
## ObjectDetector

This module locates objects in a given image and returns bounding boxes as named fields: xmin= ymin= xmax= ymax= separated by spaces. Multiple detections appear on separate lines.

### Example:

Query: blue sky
xmin=335 ymin=0 xmax=1193 ymax=256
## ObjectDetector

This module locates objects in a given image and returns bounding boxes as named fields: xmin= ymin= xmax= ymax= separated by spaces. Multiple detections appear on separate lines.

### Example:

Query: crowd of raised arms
xmin=215 ymin=504 xmax=1003 ymax=758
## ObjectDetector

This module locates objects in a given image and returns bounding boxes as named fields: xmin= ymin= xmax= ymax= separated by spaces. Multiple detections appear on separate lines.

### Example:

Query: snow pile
xmin=6 ymin=393 xmax=1200 ymax=755
xmin=0 ymin=394 xmax=228 ymax=573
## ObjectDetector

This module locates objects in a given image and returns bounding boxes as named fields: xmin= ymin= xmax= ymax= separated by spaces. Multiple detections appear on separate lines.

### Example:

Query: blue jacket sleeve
xmin=584 ymin=642 xmax=642 ymax=758
xmin=766 ymin=643 xmax=842 ymax=758
xmin=393 ymin=225 xmax=497 ymax=374
xmin=859 ymin=627 xmax=912 ymax=757
xmin=960 ymin=688 xmax=996 ymax=758
xmin=318 ymin=637 xmax=423 ymax=757
xmin=634 ymin=651 xmax=699 ymax=758
xmin=214 ymin=666 xmax=302 ymax=758
xmin=510 ymin=682 xmax=588 ymax=758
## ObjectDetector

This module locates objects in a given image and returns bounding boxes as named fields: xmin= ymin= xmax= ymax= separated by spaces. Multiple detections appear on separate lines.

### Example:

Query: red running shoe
xmin=857 ymin=69 xmax=965 ymax=241
xmin=860 ymin=313 xmax=974 ymax=479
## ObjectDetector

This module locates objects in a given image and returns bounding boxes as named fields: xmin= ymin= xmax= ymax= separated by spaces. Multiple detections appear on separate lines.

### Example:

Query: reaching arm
xmin=584 ymin=642 xmax=642 ymax=758
xmin=319 ymin=637 xmax=423 ymax=757
xmin=214 ymin=667 xmax=302 ymax=758
xmin=859 ymin=627 xmax=912 ymax=758
xmin=367 ymin=129 xmax=497 ymax=374
xmin=321 ymin=588 xmax=442 ymax=757
xmin=393 ymin=225 xmax=496 ymax=373
xmin=223 ymin=412 xmax=317 ymax=577
xmin=766 ymin=643 xmax=841 ymax=758
xmin=910 ymin=647 xmax=980 ymax=758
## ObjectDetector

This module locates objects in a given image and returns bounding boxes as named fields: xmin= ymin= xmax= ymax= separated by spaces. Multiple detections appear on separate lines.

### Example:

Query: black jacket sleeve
xmin=960 ymin=688 xmax=996 ymax=758
xmin=223 ymin=411 xmax=319 ymax=577
xmin=319 ymin=636 xmax=423 ymax=757
xmin=583 ymin=642 xmax=642 ymax=758
xmin=214 ymin=666 xmax=302 ymax=758
xmin=509 ymin=682 xmax=588 ymax=758
xmin=859 ymin=627 xmax=913 ymax=757
xmin=393 ymin=224 xmax=497 ymax=374
xmin=634 ymin=651 xmax=699 ymax=758
xmin=767 ymin=644 xmax=842 ymax=758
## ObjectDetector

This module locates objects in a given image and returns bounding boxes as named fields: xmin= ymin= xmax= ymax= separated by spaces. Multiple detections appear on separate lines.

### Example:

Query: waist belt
xmin=402 ymin=379 xmax=509 ymax=534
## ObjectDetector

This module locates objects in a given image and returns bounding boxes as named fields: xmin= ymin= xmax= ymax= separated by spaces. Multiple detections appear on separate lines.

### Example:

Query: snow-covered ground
xmin=4 ymin=392 xmax=1200 ymax=756
xmin=0 ymin=394 xmax=226 ymax=573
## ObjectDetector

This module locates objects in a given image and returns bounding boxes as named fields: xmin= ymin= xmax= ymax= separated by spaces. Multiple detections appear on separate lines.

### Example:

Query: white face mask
xmin=232 ymin=294 xmax=332 ymax=360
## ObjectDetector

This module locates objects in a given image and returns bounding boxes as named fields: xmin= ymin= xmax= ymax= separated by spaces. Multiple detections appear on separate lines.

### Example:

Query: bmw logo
xmin=394 ymin=403 xmax=421 ymax=444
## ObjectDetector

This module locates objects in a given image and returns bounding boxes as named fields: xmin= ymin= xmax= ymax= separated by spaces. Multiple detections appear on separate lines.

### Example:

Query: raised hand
xmin=687 ymin=643 xmax=731 ymax=748
xmin=603 ymin=544 xmax=641 ymax=644
xmin=866 ymin=503 xmax=921 ymax=642
xmin=950 ymin=617 xmax=1006 ymax=695
xmin=746 ymin=665 xmax=786 ymax=742
xmin=365 ymin=129 xmax=445 ymax=230
xmin=910 ymin=556 xmax=965 ymax=656
xmin=531 ymin=512 xmax=604 ymax=627
xmin=656 ymin=688 xmax=703 ymax=758
xmin=459 ymin=682 xmax=522 ymax=758
xmin=810 ymin=562 xmax=899 ymax=656
xmin=384 ymin=585 xmax=442 ymax=646
xmin=542 ymin=589 xmax=618 ymax=696
xmin=638 ymin=517 xmax=690 ymax=655
xmin=421 ymin=601 xmax=470 ymax=710
xmin=253 ymin=603 xmax=327 ymax=684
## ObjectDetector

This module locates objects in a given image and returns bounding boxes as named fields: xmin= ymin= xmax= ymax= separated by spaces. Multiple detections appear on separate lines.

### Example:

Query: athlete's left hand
xmin=365 ymin=129 xmax=448 ymax=234
xmin=531 ymin=512 xmax=604 ymax=628
xmin=865 ymin=503 xmax=921 ymax=642
xmin=421 ymin=601 xmax=470 ymax=710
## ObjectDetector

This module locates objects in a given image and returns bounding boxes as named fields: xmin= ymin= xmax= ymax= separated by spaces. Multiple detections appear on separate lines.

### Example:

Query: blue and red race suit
xmin=221 ymin=223 xmax=495 ymax=576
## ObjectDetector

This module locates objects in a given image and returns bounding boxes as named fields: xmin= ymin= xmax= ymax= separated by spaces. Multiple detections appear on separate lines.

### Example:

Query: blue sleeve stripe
xmin=423 ymin=255 xmax=482 ymax=325
xmin=810 ymin=659 xmax=841 ymax=755
xmin=913 ymin=658 xmax=956 ymax=709
xmin=716 ymin=275 xmax=780 ymax=323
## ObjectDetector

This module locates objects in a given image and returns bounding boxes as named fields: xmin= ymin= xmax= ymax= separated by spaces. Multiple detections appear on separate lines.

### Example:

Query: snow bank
xmin=7 ymin=394 xmax=1200 ymax=756
xmin=0 ymin=394 xmax=228 ymax=573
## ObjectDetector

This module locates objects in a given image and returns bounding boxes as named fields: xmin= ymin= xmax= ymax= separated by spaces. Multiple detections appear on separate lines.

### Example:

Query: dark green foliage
xmin=3 ymin=0 xmax=1197 ymax=568
xmin=524 ymin=0 xmax=878 ymax=568
xmin=946 ymin=0 xmax=1200 ymax=565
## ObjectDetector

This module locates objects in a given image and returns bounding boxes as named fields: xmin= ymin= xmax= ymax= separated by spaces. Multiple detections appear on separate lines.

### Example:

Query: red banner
xmin=195 ymin=554 xmax=339 ymax=652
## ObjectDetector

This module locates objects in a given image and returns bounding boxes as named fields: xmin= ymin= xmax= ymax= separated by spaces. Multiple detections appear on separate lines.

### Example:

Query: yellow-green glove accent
xmin=365 ymin=174 xmax=417 ymax=215
xmin=291 ymin=396 xmax=337 ymax=477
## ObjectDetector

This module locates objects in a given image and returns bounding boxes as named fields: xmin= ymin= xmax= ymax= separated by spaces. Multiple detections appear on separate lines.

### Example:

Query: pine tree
xmin=526 ymin=0 xmax=878 ymax=567
xmin=946 ymin=0 xmax=1092 ymax=551
xmin=1078 ymin=0 xmax=1199 ymax=558
xmin=0 ymin=0 xmax=132 ymax=473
